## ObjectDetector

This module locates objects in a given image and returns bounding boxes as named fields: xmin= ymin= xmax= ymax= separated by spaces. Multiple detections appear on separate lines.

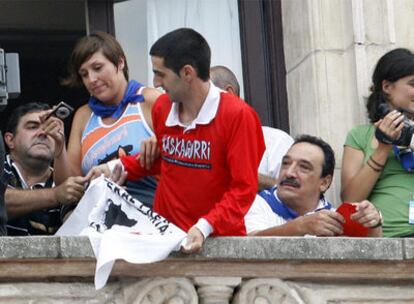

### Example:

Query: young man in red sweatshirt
xmin=89 ymin=28 xmax=265 ymax=253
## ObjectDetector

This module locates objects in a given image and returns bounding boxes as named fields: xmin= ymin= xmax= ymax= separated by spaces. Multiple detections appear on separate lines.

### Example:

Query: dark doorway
xmin=0 ymin=31 xmax=89 ymax=132
xmin=0 ymin=0 xmax=89 ymax=133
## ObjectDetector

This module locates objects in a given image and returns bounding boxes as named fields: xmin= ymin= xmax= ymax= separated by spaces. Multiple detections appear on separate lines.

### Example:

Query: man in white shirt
xmin=244 ymin=134 xmax=382 ymax=237
xmin=210 ymin=65 xmax=293 ymax=190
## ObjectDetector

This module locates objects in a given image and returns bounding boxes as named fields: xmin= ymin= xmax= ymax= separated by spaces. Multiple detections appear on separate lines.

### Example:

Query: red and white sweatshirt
xmin=120 ymin=85 xmax=265 ymax=236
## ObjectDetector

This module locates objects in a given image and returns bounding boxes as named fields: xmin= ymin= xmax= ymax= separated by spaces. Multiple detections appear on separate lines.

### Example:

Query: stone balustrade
xmin=0 ymin=236 xmax=413 ymax=303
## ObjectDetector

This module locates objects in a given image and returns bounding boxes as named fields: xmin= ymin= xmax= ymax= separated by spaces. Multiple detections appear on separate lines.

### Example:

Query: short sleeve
xmin=244 ymin=195 xmax=285 ymax=234
xmin=258 ymin=127 xmax=294 ymax=178
xmin=344 ymin=124 xmax=373 ymax=152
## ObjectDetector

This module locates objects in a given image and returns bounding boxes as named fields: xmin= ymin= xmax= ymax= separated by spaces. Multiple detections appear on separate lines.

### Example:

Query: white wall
xmin=114 ymin=0 xmax=244 ymax=98
xmin=114 ymin=0 xmax=149 ymax=84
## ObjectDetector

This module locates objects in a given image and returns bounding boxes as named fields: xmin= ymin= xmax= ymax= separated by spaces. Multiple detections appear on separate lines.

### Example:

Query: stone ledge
xmin=0 ymin=236 xmax=407 ymax=260
xmin=403 ymin=238 xmax=414 ymax=259
xmin=0 ymin=236 xmax=412 ymax=283
xmin=196 ymin=237 xmax=404 ymax=261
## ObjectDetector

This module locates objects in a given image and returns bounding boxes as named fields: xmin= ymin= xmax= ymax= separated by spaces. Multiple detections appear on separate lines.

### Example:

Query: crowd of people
xmin=2 ymin=27 xmax=414 ymax=251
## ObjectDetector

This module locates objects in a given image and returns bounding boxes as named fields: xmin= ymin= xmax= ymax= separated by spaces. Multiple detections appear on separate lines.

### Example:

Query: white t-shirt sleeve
xmin=258 ymin=127 xmax=294 ymax=178
xmin=244 ymin=194 xmax=286 ymax=234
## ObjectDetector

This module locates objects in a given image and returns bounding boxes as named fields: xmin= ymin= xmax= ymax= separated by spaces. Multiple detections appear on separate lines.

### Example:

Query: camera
xmin=375 ymin=103 xmax=414 ymax=147
xmin=45 ymin=101 xmax=74 ymax=121
xmin=0 ymin=48 xmax=20 ymax=109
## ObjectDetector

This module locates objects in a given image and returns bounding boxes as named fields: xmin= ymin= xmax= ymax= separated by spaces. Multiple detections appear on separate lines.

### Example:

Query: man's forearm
xmin=53 ymin=148 xmax=76 ymax=186
xmin=248 ymin=218 xmax=304 ymax=236
xmin=5 ymin=188 xmax=59 ymax=220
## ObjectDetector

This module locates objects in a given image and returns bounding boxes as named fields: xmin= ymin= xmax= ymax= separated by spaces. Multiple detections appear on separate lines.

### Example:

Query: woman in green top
xmin=342 ymin=48 xmax=414 ymax=237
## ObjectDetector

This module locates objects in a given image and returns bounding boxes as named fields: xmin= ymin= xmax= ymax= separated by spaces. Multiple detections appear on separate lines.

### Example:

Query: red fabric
xmin=121 ymin=154 xmax=161 ymax=180
xmin=336 ymin=202 xmax=369 ymax=237
xmin=120 ymin=92 xmax=265 ymax=236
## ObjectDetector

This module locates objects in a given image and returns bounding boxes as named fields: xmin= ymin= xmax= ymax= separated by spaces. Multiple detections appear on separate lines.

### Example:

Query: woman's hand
xmin=374 ymin=110 xmax=405 ymax=143
xmin=85 ymin=164 xmax=111 ymax=181
xmin=110 ymin=163 xmax=128 ymax=185
xmin=85 ymin=162 xmax=127 ymax=185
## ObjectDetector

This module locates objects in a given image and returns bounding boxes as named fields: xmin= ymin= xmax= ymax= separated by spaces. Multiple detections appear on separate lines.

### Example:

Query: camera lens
xmin=56 ymin=107 xmax=70 ymax=119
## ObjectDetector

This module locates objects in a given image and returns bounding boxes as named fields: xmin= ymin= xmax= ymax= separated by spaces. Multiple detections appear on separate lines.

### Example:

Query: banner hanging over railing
xmin=57 ymin=175 xmax=186 ymax=289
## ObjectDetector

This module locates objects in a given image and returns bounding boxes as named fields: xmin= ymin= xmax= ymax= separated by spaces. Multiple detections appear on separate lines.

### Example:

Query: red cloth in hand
xmin=336 ymin=202 xmax=369 ymax=237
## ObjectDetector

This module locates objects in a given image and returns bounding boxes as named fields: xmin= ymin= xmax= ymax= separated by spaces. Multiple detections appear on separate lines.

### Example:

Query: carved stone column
xmin=233 ymin=278 xmax=304 ymax=304
xmin=122 ymin=277 xmax=198 ymax=304
xmin=193 ymin=277 xmax=241 ymax=304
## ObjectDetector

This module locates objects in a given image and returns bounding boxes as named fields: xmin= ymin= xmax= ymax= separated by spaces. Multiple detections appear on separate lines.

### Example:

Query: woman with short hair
xmin=61 ymin=32 xmax=160 ymax=207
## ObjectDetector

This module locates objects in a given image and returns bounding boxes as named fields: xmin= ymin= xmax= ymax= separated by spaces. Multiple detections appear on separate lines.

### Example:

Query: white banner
xmin=56 ymin=175 xmax=186 ymax=289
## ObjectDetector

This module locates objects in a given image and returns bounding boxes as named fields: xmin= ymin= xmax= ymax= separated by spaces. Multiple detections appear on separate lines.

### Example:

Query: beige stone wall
xmin=4 ymin=280 xmax=414 ymax=303
xmin=282 ymin=0 xmax=414 ymax=204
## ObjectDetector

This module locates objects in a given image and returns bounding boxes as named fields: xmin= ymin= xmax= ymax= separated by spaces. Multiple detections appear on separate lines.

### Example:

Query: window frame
xmin=238 ymin=0 xmax=289 ymax=132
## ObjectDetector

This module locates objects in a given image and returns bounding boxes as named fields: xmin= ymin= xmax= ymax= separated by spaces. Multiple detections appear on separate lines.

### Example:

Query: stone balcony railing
xmin=0 ymin=236 xmax=414 ymax=303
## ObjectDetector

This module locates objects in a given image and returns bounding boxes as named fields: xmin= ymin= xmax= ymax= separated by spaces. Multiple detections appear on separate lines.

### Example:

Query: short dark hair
xmin=210 ymin=65 xmax=240 ymax=96
xmin=62 ymin=31 xmax=129 ymax=87
xmin=293 ymin=134 xmax=335 ymax=178
xmin=6 ymin=102 xmax=50 ymax=134
xmin=150 ymin=28 xmax=211 ymax=81
xmin=367 ymin=48 xmax=414 ymax=122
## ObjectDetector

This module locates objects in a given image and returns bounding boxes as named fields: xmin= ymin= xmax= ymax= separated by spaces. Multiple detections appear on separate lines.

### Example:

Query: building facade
xmin=115 ymin=0 xmax=414 ymax=203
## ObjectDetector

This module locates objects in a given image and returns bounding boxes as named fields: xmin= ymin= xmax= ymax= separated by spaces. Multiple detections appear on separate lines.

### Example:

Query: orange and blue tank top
xmin=81 ymin=101 xmax=157 ymax=207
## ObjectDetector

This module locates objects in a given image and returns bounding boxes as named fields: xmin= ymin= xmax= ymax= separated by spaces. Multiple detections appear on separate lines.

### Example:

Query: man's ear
xmin=4 ymin=132 xmax=14 ymax=150
xmin=225 ymin=85 xmax=236 ymax=96
xmin=320 ymin=174 xmax=333 ymax=194
xmin=180 ymin=64 xmax=196 ymax=81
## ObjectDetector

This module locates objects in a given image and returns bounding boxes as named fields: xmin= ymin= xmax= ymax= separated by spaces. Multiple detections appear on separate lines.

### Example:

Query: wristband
xmin=366 ymin=160 xmax=382 ymax=172
xmin=370 ymin=210 xmax=383 ymax=228
xmin=369 ymin=156 xmax=385 ymax=168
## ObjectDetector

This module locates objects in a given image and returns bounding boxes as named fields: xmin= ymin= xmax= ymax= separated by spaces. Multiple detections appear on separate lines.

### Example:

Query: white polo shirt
xmin=245 ymin=188 xmax=333 ymax=234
